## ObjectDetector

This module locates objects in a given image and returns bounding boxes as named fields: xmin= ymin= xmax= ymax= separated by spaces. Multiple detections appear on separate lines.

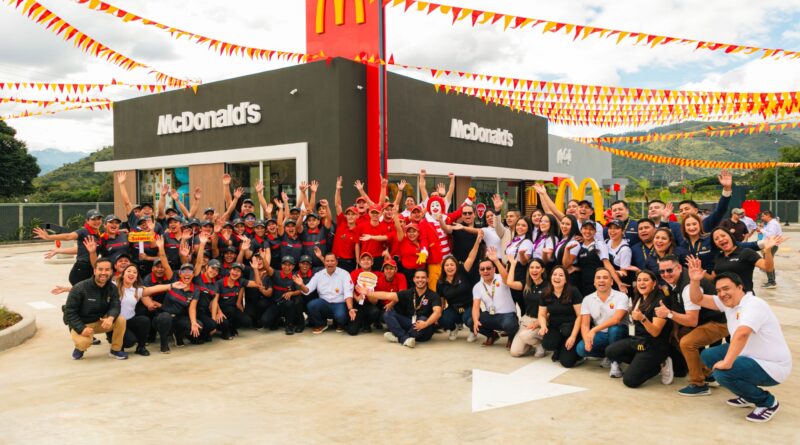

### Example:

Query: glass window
xmin=226 ymin=160 xmax=296 ymax=217
xmin=472 ymin=179 xmax=498 ymax=211
xmin=499 ymin=180 xmax=520 ymax=212
xmin=137 ymin=167 xmax=189 ymax=214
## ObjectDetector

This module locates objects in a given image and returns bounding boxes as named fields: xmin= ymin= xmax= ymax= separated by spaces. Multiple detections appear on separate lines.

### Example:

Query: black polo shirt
xmin=194 ymin=273 xmax=220 ymax=314
xmin=279 ymin=234 xmax=303 ymax=265
xmin=99 ymin=232 xmax=130 ymax=263
xmin=714 ymin=246 xmax=761 ymax=293
xmin=301 ymin=226 xmax=329 ymax=268
xmin=394 ymin=288 xmax=441 ymax=319
xmin=270 ymin=270 xmax=296 ymax=303
xmin=217 ymin=276 xmax=243 ymax=307
xmin=523 ymin=281 xmax=547 ymax=318
xmin=74 ymin=226 xmax=99 ymax=263
xmin=161 ymin=283 xmax=199 ymax=316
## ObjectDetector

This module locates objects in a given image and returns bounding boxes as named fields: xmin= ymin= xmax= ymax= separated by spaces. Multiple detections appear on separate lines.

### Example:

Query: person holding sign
xmin=359 ymin=269 xmax=442 ymax=348
xmin=348 ymin=252 xmax=382 ymax=335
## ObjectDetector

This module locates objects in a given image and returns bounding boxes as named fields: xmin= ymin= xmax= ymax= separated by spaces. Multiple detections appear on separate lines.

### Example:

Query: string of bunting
xmin=592 ymin=140 xmax=800 ymax=169
xmin=0 ymin=101 xmax=113 ymax=121
xmin=5 ymin=0 xmax=193 ymax=87
xmin=383 ymin=58 xmax=799 ymax=106
xmin=71 ymin=0 xmax=324 ymax=64
xmin=574 ymin=121 xmax=800 ymax=145
xmin=0 ymin=96 xmax=112 ymax=107
xmin=0 ymin=80 xmax=171 ymax=94
xmin=382 ymin=0 xmax=800 ymax=61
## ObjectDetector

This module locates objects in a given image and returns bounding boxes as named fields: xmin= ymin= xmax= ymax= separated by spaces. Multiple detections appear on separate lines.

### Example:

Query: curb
xmin=0 ymin=305 xmax=37 ymax=353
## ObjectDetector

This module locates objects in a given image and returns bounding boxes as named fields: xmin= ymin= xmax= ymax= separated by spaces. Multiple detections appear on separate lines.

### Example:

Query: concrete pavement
xmin=0 ymin=240 xmax=798 ymax=444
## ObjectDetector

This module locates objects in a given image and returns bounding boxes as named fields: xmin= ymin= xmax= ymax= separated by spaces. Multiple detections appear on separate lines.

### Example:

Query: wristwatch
xmin=667 ymin=311 xmax=674 ymax=319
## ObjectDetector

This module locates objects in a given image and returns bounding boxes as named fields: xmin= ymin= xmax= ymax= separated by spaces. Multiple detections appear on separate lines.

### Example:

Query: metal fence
xmin=0 ymin=202 xmax=114 ymax=241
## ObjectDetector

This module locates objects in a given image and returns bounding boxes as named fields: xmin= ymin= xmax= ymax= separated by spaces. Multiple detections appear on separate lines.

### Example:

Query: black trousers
xmin=510 ymin=263 xmax=527 ymax=314
xmin=68 ymin=261 xmax=93 ymax=286
xmin=246 ymin=298 xmax=271 ymax=328
xmin=221 ymin=305 xmax=253 ymax=333
xmin=338 ymin=258 xmax=356 ymax=273
xmin=541 ymin=323 xmax=582 ymax=368
xmin=260 ymin=298 xmax=303 ymax=329
xmin=346 ymin=301 xmax=381 ymax=336
xmin=606 ymin=338 xmax=671 ymax=388
xmin=122 ymin=315 xmax=151 ymax=349
xmin=153 ymin=313 xmax=191 ymax=346
xmin=195 ymin=313 xmax=218 ymax=340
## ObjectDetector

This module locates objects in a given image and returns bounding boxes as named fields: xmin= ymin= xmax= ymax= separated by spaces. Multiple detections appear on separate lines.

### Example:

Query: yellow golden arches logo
xmin=554 ymin=178 xmax=606 ymax=224
xmin=316 ymin=0 xmax=367 ymax=34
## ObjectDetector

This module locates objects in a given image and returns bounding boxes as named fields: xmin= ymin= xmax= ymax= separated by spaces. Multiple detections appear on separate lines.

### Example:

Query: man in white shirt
xmin=467 ymin=248 xmax=519 ymax=347
xmin=688 ymin=257 xmax=791 ymax=423
xmin=576 ymin=269 xmax=629 ymax=377
xmin=759 ymin=210 xmax=782 ymax=288
xmin=294 ymin=253 xmax=355 ymax=334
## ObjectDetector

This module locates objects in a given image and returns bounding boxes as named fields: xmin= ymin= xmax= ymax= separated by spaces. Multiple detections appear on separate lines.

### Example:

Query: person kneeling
xmin=576 ymin=269 xmax=630 ymax=377
xmin=467 ymin=248 xmax=519 ymax=347
xmin=359 ymin=269 xmax=442 ymax=348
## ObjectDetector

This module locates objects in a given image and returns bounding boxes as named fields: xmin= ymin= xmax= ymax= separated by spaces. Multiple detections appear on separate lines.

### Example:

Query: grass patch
xmin=0 ymin=306 xmax=22 ymax=331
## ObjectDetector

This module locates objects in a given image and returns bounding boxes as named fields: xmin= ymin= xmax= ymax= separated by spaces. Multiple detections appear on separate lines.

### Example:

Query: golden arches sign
xmin=555 ymin=178 xmax=606 ymax=224
xmin=316 ymin=0 xmax=367 ymax=34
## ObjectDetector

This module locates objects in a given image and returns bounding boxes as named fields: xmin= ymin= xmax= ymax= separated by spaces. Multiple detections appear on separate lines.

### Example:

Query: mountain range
xmin=30 ymin=148 xmax=86 ymax=175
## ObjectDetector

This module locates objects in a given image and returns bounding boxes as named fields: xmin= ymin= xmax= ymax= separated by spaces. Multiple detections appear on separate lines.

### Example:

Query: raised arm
xmin=492 ymin=194 xmax=507 ymax=239
xmin=377 ymin=176 xmax=388 ymax=208
xmin=354 ymin=180 xmax=374 ymax=206
xmin=186 ymin=187 xmax=201 ymax=218
xmin=116 ymin=172 xmax=133 ymax=215
xmin=444 ymin=172 xmax=456 ymax=205
xmin=170 ymin=188 xmax=192 ymax=218
xmin=533 ymin=183 xmax=564 ymax=220
xmin=687 ymin=256 xmax=718 ymax=310
xmin=487 ymin=247 xmax=508 ymax=283
xmin=222 ymin=174 xmax=233 ymax=210
xmin=754 ymin=235 xmax=783 ymax=272
xmin=334 ymin=176 xmax=344 ymax=216
xmin=463 ymin=230 xmax=484 ymax=273
xmin=394 ymin=179 xmax=407 ymax=209
xmin=157 ymin=183 xmax=168 ymax=219
xmin=308 ymin=180 xmax=319 ymax=211
xmin=418 ymin=170 xmax=429 ymax=202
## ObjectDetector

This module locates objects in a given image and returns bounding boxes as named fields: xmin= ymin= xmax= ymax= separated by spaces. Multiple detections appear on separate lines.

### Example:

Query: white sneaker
xmin=384 ymin=332 xmax=398 ymax=343
xmin=448 ymin=325 xmax=461 ymax=341
xmin=600 ymin=357 xmax=612 ymax=369
xmin=609 ymin=361 xmax=623 ymax=378
xmin=534 ymin=345 xmax=546 ymax=358
xmin=660 ymin=357 xmax=674 ymax=385
xmin=403 ymin=337 xmax=416 ymax=348
xmin=467 ymin=332 xmax=477 ymax=343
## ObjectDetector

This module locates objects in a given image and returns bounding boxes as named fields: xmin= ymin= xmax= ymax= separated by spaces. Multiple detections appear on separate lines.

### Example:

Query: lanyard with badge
xmin=411 ymin=291 xmax=424 ymax=324
xmin=482 ymin=279 xmax=497 ymax=315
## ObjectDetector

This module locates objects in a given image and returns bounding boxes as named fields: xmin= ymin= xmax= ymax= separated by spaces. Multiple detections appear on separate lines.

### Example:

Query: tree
xmin=0 ymin=120 xmax=40 ymax=198
xmin=748 ymin=146 xmax=800 ymax=200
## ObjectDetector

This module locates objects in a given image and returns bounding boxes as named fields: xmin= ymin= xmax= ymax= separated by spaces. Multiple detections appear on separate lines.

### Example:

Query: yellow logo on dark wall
xmin=316 ymin=0 xmax=366 ymax=34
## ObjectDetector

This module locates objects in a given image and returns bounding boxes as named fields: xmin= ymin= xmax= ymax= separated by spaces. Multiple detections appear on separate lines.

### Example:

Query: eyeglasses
xmin=659 ymin=268 xmax=675 ymax=275
xmin=462 ymin=211 xmax=474 ymax=215
xmin=478 ymin=267 xmax=493 ymax=271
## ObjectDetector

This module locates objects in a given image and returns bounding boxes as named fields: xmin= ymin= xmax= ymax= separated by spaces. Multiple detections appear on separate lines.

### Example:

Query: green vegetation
xmin=0 ymin=120 xmax=40 ymax=198
xmin=30 ymin=146 xmax=114 ymax=202
xmin=746 ymin=146 xmax=800 ymax=200
xmin=610 ymin=121 xmax=800 ymax=182
xmin=0 ymin=306 xmax=22 ymax=331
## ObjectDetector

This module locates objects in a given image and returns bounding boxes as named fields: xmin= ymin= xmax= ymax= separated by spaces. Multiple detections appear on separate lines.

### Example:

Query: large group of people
xmin=40 ymin=168 xmax=791 ymax=423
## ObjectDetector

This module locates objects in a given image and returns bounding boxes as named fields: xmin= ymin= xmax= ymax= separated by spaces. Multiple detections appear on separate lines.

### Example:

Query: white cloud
xmin=2 ymin=0 xmax=799 ymax=149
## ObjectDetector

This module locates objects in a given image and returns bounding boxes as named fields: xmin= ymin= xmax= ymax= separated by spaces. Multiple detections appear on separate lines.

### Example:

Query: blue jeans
xmin=701 ymin=344 xmax=779 ymax=407
xmin=307 ymin=299 xmax=348 ymax=328
xmin=384 ymin=310 xmax=434 ymax=344
xmin=439 ymin=306 xmax=471 ymax=331
xmin=465 ymin=312 xmax=519 ymax=339
xmin=576 ymin=324 xmax=628 ymax=358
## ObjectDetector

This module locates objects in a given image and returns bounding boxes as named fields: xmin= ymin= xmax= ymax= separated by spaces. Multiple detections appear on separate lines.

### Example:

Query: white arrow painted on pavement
xmin=472 ymin=360 xmax=586 ymax=412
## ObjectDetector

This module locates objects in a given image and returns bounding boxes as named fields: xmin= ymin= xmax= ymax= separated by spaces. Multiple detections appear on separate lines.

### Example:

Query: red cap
xmin=355 ymin=196 xmax=368 ymax=203
xmin=405 ymin=223 xmax=420 ymax=232
xmin=344 ymin=206 xmax=358 ymax=215
xmin=382 ymin=258 xmax=397 ymax=269
xmin=368 ymin=204 xmax=382 ymax=214
xmin=410 ymin=205 xmax=424 ymax=213
xmin=359 ymin=251 xmax=373 ymax=259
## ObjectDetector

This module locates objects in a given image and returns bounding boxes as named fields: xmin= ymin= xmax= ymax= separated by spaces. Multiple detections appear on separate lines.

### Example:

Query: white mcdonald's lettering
xmin=450 ymin=118 xmax=514 ymax=147
xmin=157 ymin=102 xmax=261 ymax=136
xmin=316 ymin=0 xmax=366 ymax=34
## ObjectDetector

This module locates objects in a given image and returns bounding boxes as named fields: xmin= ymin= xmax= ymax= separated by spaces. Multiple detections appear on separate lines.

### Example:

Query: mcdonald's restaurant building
xmin=95 ymin=57 xmax=612 ymax=217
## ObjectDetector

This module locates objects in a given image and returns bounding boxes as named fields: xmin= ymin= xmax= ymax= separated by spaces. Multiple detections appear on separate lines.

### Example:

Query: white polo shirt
xmin=713 ymin=292 xmax=792 ymax=383
xmin=302 ymin=267 xmax=354 ymax=304
xmin=762 ymin=219 xmax=783 ymax=238
xmin=472 ymin=273 xmax=516 ymax=315
xmin=580 ymin=289 xmax=629 ymax=332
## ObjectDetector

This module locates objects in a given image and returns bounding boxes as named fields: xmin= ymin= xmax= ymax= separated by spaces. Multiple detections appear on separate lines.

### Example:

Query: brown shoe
xmin=312 ymin=325 xmax=329 ymax=335
xmin=482 ymin=332 xmax=499 ymax=346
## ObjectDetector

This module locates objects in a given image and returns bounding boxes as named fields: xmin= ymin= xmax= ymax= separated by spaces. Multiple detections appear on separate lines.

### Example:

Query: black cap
xmin=114 ymin=253 xmax=132 ymax=263
xmin=224 ymin=246 xmax=238 ymax=254
xmin=180 ymin=219 xmax=192 ymax=228
xmin=153 ymin=258 xmax=163 ymax=266
xmin=179 ymin=263 xmax=194 ymax=272
xmin=137 ymin=215 xmax=151 ymax=224
xmin=299 ymin=255 xmax=313 ymax=264
xmin=283 ymin=219 xmax=297 ymax=226
xmin=242 ymin=198 xmax=255 ymax=205
xmin=200 ymin=220 xmax=213 ymax=227
xmin=581 ymin=220 xmax=597 ymax=229
xmin=165 ymin=207 xmax=179 ymax=215
xmin=222 ymin=221 xmax=233 ymax=228
xmin=265 ymin=218 xmax=277 ymax=225
xmin=204 ymin=207 xmax=215 ymax=214
xmin=232 ymin=218 xmax=244 ymax=226
xmin=306 ymin=212 xmax=319 ymax=220
xmin=243 ymin=212 xmax=257 ymax=219
xmin=86 ymin=209 xmax=103 ymax=220
xmin=289 ymin=207 xmax=301 ymax=213
xmin=607 ymin=219 xmax=624 ymax=228
xmin=140 ymin=202 xmax=154 ymax=209
xmin=104 ymin=214 xmax=121 ymax=223
xmin=230 ymin=262 xmax=245 ymax=271
xmin=207 ymin=259 xmax=222 ymax=269
xmin=131 ymin=203 xmax=143 ymax=211
xmin=281 ymin=256 xmax=296 ymax=265
xmin=254 ymin=220 xmax=266 ymax=228
xmin=189 ymin=218 xmax=200 ymax=227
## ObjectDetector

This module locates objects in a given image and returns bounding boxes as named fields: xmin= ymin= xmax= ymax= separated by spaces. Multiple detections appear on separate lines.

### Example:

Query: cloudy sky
xmin=1 ymin=0 xmax=800 ymax=152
